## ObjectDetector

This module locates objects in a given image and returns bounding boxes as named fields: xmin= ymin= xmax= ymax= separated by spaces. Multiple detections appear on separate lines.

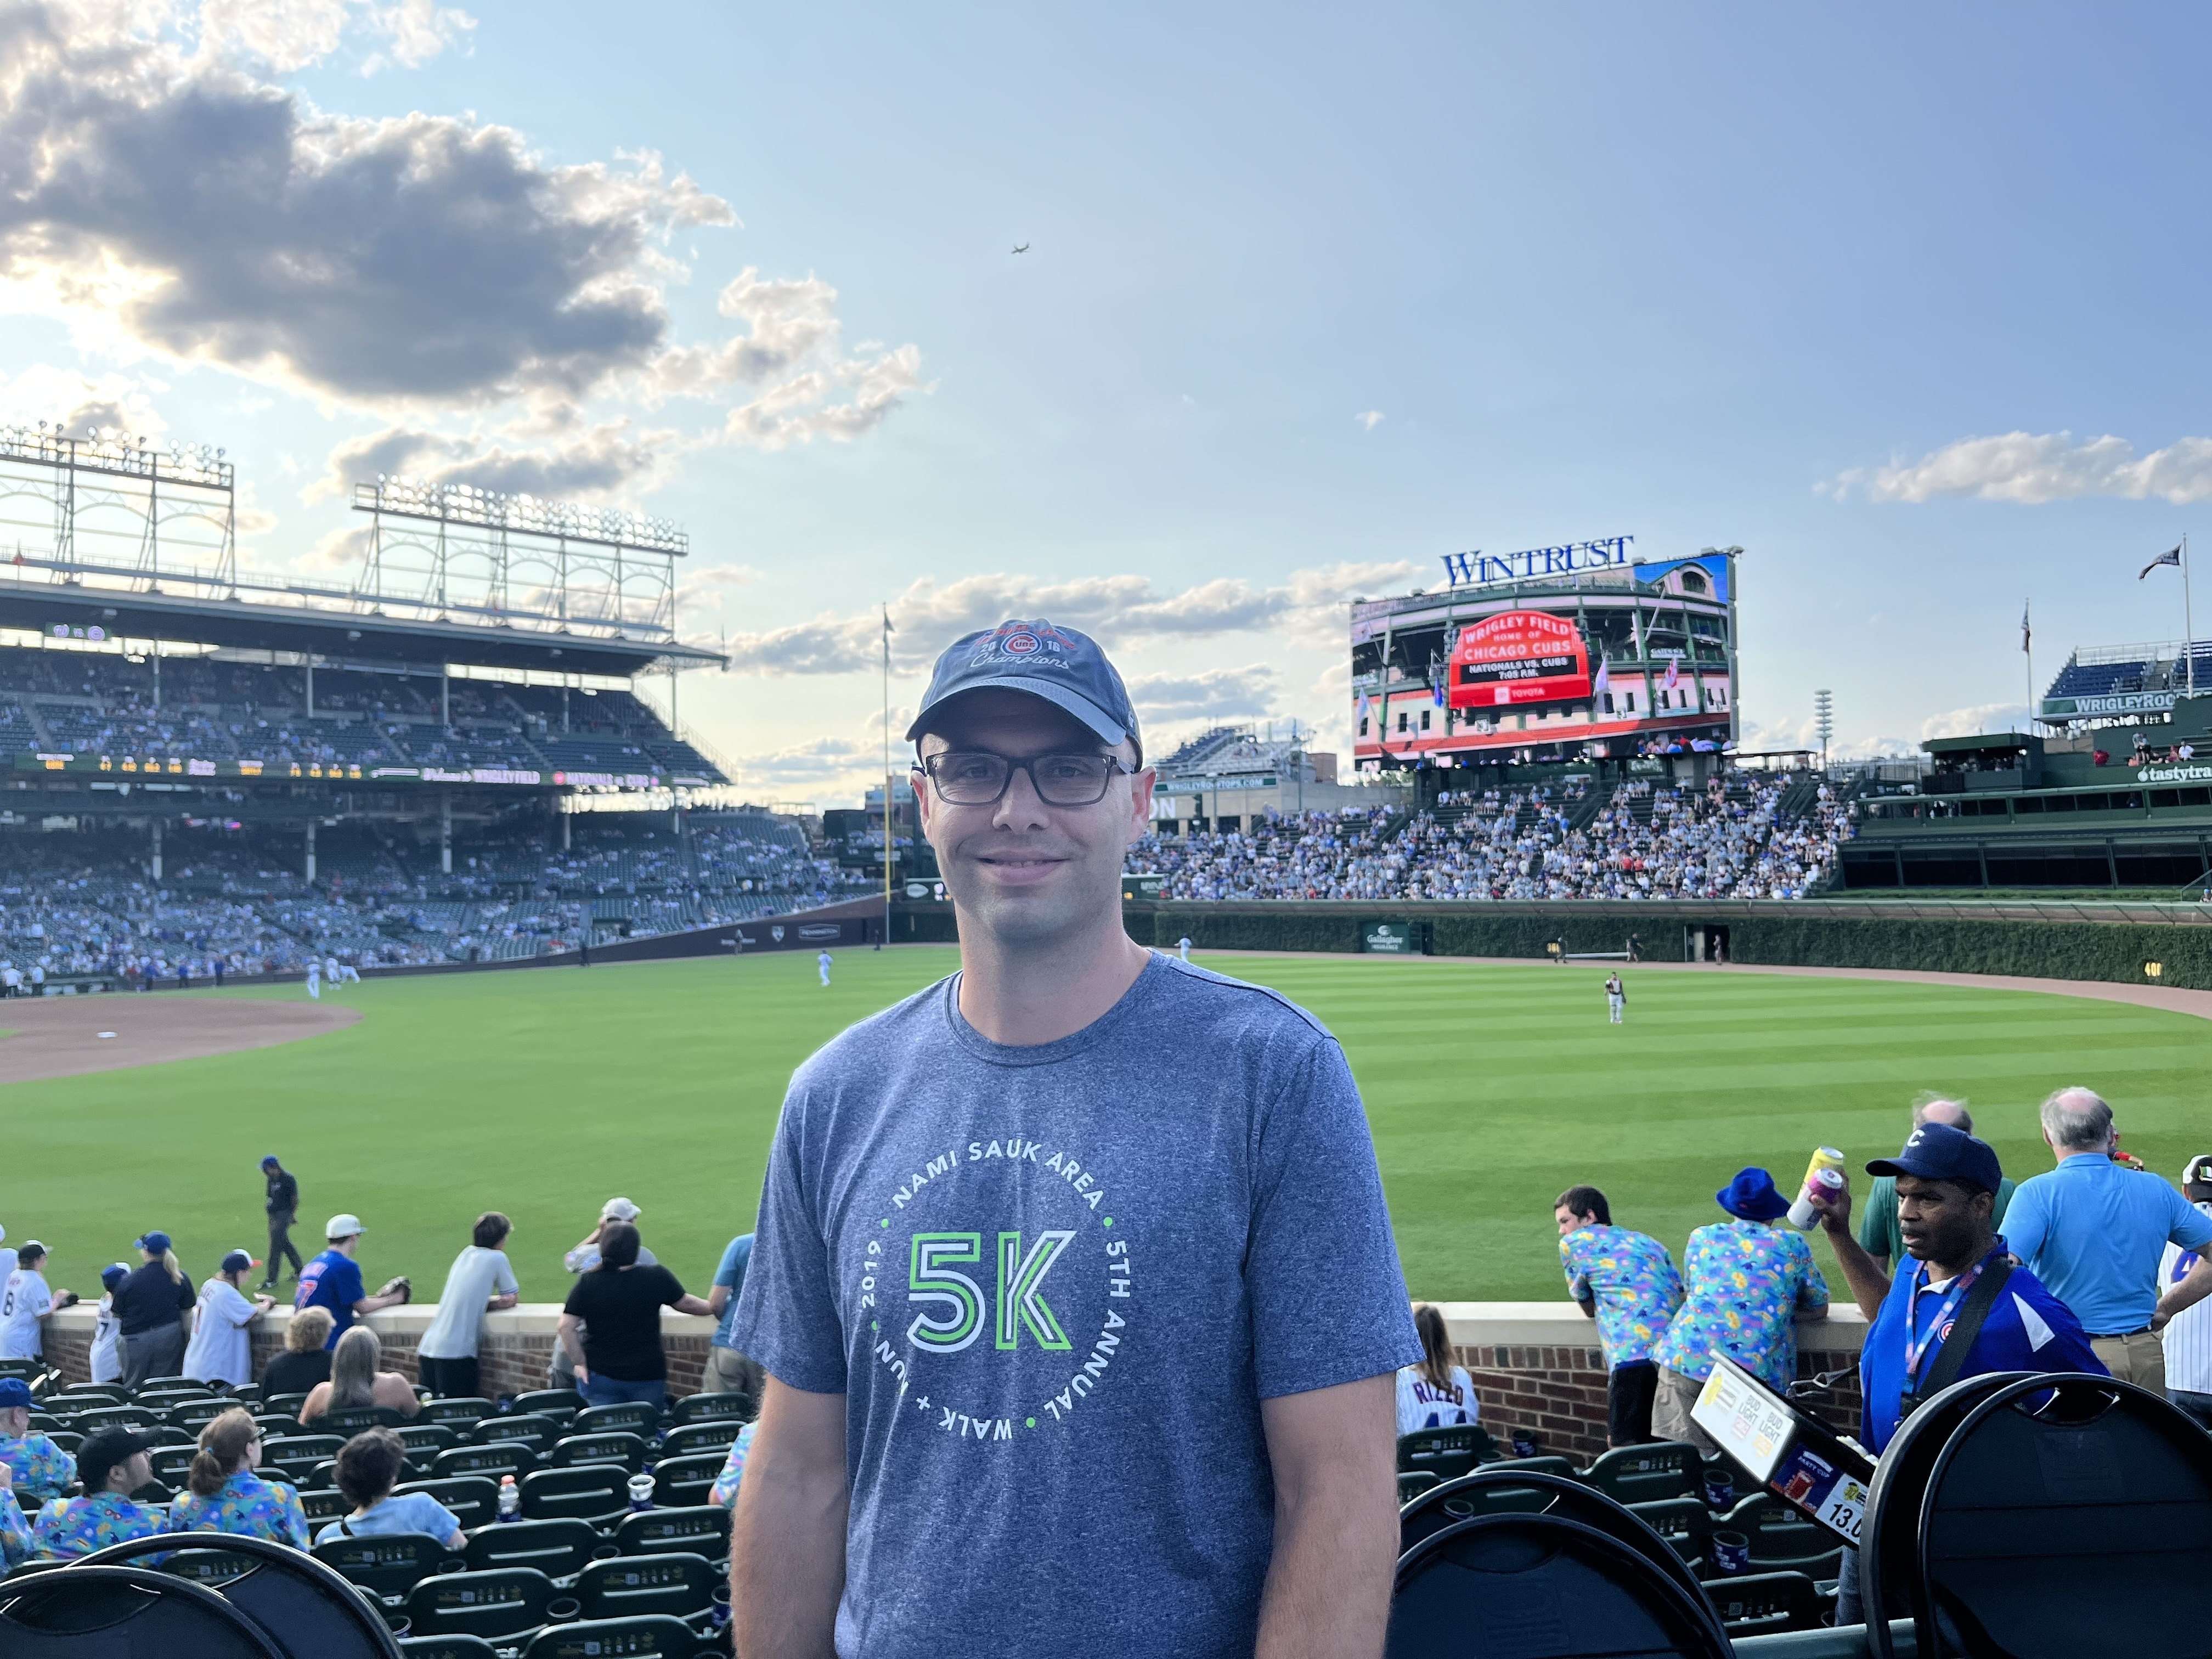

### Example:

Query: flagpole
xmin=882 ymin=603 xmax=892 ymax=930
xmin=2023 ymin=598 xmax=2035 ymax=735
xmin=2187 ymin=534 xmax=2197 ymax=698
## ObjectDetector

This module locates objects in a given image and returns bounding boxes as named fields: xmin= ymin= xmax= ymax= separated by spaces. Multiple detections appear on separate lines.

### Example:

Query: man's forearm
xmin=1254 ymin=1471 xmax=1397 ymax=1659
xmin=2157 ymin=1254 xmax=2212 ymax=1326
xmin=732 ymin=1401 xmax=849 ymax=1659
xmin=1821 ymin=1224 xmax=1892 ymax=1320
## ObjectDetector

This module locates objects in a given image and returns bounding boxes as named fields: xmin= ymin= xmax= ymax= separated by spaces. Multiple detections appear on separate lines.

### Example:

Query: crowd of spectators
xmin=0 ymin=812 xmax=870 ymax=985
xmin=1134 ymin=771 xmax=1853 ymax=904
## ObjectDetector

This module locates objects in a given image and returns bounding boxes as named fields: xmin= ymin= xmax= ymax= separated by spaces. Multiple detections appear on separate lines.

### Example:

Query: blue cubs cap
xmin=0 ymin=1377 xmax=30 ymax=1410
xmin=261 ymin=1155 xmax=279 ymax=1168
xmin=1717 ymin=1167 xmax=1791 ymax=1222
xmin=1867 ymin=1121 xmax=2004 ymax=1194
xmin=905 ymin=619 xmax=1142 ymax=762
xmin=135 ymin=1231 xmax=171 ymax=1255
xmin=100 ymin=1262 xmax=129 ymax=1290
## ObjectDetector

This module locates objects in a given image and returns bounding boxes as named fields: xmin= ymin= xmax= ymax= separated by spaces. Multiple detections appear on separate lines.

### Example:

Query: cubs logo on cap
xmin=911 ymin=617 xmax=1142 ymax=758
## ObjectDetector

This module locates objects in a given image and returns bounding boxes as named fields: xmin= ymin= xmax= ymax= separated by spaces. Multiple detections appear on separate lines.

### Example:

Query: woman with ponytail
xmin=166 ymin=1407 xmax=309 ymax=1548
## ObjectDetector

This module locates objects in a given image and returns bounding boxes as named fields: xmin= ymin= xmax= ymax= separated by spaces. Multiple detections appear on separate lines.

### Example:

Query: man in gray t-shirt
xmin=729 ymin=619 xmax=1420 ymax=1659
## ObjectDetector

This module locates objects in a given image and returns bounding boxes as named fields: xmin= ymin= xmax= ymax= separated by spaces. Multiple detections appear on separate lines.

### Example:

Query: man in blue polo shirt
xmin=1811 ymin=1122 xmax=2104 ymax=1628
xmin=2002 ymin=1086 xmax=2212 ymax=1392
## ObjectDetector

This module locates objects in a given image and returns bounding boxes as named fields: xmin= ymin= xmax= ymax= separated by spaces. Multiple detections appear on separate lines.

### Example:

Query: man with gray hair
xmin=1857 ymin=1094 xmax=2017 ymax=1275
xmin=2002 ymin=1085 xmax=2212 ymax=1389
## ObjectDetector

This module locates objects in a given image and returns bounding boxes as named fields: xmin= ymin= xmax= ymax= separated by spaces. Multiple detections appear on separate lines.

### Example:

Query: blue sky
xmin=3 ymin=3 xmax=2207 ymax=799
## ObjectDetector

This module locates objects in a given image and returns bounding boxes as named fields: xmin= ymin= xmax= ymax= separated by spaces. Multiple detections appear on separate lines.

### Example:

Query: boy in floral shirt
xmin=1556 ymin=1185 xmax=1686 ymax=1446
xmin=1651 ymin=1167 xmax=1829 ymax=1452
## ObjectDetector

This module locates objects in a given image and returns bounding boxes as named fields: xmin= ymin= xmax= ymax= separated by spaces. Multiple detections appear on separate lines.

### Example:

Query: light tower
xmin=1813 ymin=689 xmax=1835 ymax=768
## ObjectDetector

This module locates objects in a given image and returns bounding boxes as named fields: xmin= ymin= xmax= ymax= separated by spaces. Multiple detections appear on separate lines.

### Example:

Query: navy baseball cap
xmin=905 ymin=619 xmax=1142 ymax=760
xmin=100 ymin=1262 xmax=129 ymax=1290
xmin=135 ymin=1231 xmax=171 ymax=1255
xmin=0 ymin=1377 xmax=30 ymax=1410
xmin=261 ymin=1155 xmax=279 ymax=1168
xmin=1867 ymin=1122 xmax=2004 ymax=1194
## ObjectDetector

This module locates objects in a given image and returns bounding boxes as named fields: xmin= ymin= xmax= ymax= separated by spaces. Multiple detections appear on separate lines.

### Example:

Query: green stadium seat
xmin=397 ymin=1637 xmax=500 ymax=1659
xmin=25 ymin=1413 xmax=64 ymax=1436
xmin=572 ymin=1551 xmax=718 ymax=1621
xmin=658 ymin=1420 xmax=740 ymax=1460
xmin=397 ymin=1424 xmax=459 ymax=1457
xmin=469 ymin=1413 xmax=559 ymax=1455
xmin=150 ymin=1443 xmax=199 ymax=1486
xmin=312 ymin=1531 xmax=463 ymax=1604
xmin=1482 ymin=1454 xmax=1581 ymax=1483
xmin=1628 ymin=1497 xmax=1715 ymax=1576
xmin=668 ymin=1391 xmax=752 ymax=1426
xmin=264 ymin=1392 xmax=313 ymax=1420
xmin=168 ymin=1398 xmax=240 ymax=1433
xmin=519 ymin=1465 xmax=628 ymax=1525
xmin=613 ymin=1504 xmax=730 ymax=1562
xmin=134 ymin=1375 xmax=195 ymax=1392
xmin=570 ymin=1402 xmax=659 ymax=1440
xmin=1581 ymin=1442 xmax=1702 ymax=1506
xmin=75 ymin=1404 xmax=161 ymax=1434
xmin=648 ymin=1452 xmax=725 ymax=1510
xmin=47 ymin=1430 xmax=83 ymax=1456
xmin=299 ymin=1488 xmax=352 ymax=1527
xmin=262 ymin=1434 xmax=345 ymax=1482
xmin=151 ymin=1545 xmax=260 ymax=1590
xmin=1722 ymin=1493 xmax=1844 ymax=1579
xmin=0 ymin=1359 xmax=37 ymax=1380
xmin=1703 ymin=1570 xmax=1826 ymax=1637
xmin=518 ymin=1613 xmax=697 ymax=1659
xmin=1395 ymin=1424 xmax=1499 ymax=1484
xmin=404 ymin=1567 xmax=556 ymax=1641
xmin=548 ymin=1431 xmax=648 ymax=1474
xmin=313 ymin=1406 xmax=404 ymax=1437
xmin=418 ymin=1398 xmax=495 ymax=1429
xmin=394 ymin=1476 xmax=502 ymax=1533
xmin=432 ymin=1442 xmax=538 ymax=1485
xmin=463 ymin=1517 xmax=606 ymax=1581
xmin=1398 ymin=1470 xmax=1440 ymax=1505
xmin=509 ymin=1390 xmax=583 ymax=1425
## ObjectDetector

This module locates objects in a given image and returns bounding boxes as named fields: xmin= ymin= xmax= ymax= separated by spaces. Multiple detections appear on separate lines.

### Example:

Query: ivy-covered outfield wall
xmin=890 ymin=902 xmax=2212 ymax=990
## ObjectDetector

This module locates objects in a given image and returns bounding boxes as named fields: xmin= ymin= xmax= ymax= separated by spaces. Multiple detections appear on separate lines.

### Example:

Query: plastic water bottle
xmin=496 ymin=1474 xmax=520 ymax=1522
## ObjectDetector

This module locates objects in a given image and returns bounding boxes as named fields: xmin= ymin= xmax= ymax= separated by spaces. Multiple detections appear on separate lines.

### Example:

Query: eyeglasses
xmin=918 ymin=751 xmax=1131 ymax=806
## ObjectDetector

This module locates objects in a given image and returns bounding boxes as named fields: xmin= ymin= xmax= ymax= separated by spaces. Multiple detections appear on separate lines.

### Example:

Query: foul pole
xmin=882 ymin=604 xmax=893 ymax=928
xmin=2188 ymin=534 xmax=2198 ymax=697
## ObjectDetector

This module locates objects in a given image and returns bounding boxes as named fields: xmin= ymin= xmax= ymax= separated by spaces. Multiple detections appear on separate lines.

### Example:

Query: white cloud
xmin=675 ymin=564 xmax=760 ymax=610
xmin=312 ymin=417 xmax=682 ymax=500
xmin=1836 ymin=431 xmax=2212 ymax=505
xmin=0 ymin=363 xmax=168 ymax=438
xmin=1354 ymin=410 xmax=1384 ymax=432
xmin=720 ymin=562 xmax=1420 ymax=676
xmin=1920 ymin=701 xmax=2029 ymax=739
xmin=1124 ymin=664 xmax=1279 ymax=723
xmin=187 ymin=0 xmax=472 ymax=75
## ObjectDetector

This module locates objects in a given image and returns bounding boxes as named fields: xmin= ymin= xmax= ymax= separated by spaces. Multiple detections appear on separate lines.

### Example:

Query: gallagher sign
xmin=1449 ymin=611 xmax=1593 ymax=708
xmin=1441 ymin=535 xmax=1633 ymax=589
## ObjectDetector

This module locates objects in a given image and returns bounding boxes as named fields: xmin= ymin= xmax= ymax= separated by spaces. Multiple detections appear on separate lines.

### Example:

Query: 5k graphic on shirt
xmin=860 ymin=1133 xmax=1132 ymax=1441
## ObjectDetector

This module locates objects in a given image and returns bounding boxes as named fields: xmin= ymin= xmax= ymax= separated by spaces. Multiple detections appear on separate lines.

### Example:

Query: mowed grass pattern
xmin=1 ymin=950 xmax=2205 ymax=1304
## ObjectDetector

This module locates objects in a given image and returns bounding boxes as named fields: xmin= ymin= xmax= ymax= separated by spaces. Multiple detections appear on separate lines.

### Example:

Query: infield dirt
xmin=0 ymin=994 xmax=360 ymax=1085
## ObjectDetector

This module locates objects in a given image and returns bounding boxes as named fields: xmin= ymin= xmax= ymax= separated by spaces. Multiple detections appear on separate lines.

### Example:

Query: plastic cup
xmin=627 ymin=1472 xmax=656 ymax=1511
xmin=1711 ymin=1530 xmax=1751 ymax=1576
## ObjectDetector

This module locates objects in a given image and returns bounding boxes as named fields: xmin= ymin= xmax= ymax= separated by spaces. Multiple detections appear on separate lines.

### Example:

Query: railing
xmin=1125 ymin=893 xmax=2212 ymax=926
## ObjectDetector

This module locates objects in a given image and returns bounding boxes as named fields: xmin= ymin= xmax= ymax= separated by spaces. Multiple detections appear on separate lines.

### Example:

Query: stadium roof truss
xmin=0 ymin=432 xmax=721 ymax=679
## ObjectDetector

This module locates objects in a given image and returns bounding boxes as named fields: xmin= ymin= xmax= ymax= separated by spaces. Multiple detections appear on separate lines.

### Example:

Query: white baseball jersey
xmin=2160 ymin=1205 xmax=2212 ymax=1393
xmin=90 ymin=1294 xmax=121 ymax=1383
xmin=0 ymin=1267 xmax=53 ymax=1359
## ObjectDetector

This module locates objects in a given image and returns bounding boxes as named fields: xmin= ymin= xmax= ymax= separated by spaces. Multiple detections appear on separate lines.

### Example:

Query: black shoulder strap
xmin=1916 ymin=1255 xmax=2013 ymax=1401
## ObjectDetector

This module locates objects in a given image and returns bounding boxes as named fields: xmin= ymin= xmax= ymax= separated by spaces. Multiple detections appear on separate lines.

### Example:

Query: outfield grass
xmin=2 ymin=950 xmax=2207 ymax=1305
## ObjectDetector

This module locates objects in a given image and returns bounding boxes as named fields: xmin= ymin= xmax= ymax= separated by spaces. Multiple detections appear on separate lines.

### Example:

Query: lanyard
xmin=1901 ymin=1257 xmax=1986 ymax=1389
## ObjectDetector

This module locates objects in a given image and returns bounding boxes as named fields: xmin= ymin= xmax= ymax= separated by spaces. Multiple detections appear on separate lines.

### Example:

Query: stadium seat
xmin=520 ymin=1465 xmax=629 ymax=1525
xmin=252 ymin=1414 xmax=300 ymax=1442
xmin=150 ymin=1443 xmax=199 ymax=1486
xmin=398 ymin=1638 xmax=501 ymax=1659
xmin=316 ymin=1407 xmax=405 ymax=1437
xmin=264 ymin=1393 xmax=314 ymax=1420
xmin=464 ymin=1518 xmax=607 ymax=1581
xmin=569 ymin=1402 xmax=659 ymax=1439
xmin=1482 ymin=1453 xmax=1580 ymax=1482
xmin=403 ymin=1567 xmax=556 ymax=1641
xmin=469 ymin=1414 xmax=560 ymax=1455
xmin=49 ymin=1385 xmax=128 ymax=1408
xmin=312 ymin=1531 xmax=466 ymax=1604
xmin=1627 ymin=1497 xmax=1715 ymax=1577
xmin=1582 ymin=1441 xmax=1702 ymax=1506
xmin=396 ymin=1424 xmax=459 ymax=1459
xmin=395 ymin=1477 xmax=502 ymax=1533
xmin=1884 ymin=1373 xmax=2212 ymax=1659
xmin=264 ymin=1434 xmax=346 ymax=1482
xmin=1389 ymin=1512 xmax=1732 ymax=1659
xmin=300 ymin=1488 xmax=353 ymax=1527
xmin=667 ymin=1391 xmax=752 ymax=1426
xmin=650 ymin=1452 xmax=726 ymax=1510
xmin=137 ymin=1385 xmax=214 ymax=1410
xmin=81 ymin=1531 xmax=403 ymax=1659
xmin=1721 ymin=1492 xmax=1844 ymax=1580
xmin=548 ymin=1431 xmax=648 ymax=1474
xmin=573 ymin=1551 xmax=718 ymax=1621
xmin=1400 ymin=1468 xmax=1561 ymax=1554
xmin=614 ymin=1504 xmax=730 ymax=1562
xmin=169 ymin=1398 xmax=241 ymax=1434
xmin=658 ymin=1420 xmax=741 ymax=1460
xmin=1393 ymin=1424 xmax=1497 ymax=1485
xmin=25 ymin=1412 xmax=65 ymax=1436
xmin=417 ymin=1398 xmax=495 ymax=1430
xmin=306 ymin=1458 xmax=341 ymax=1491
xmin=432 ymin=1443 xmax=538 ymax=1484
xmin=75 ymin=1404 xmax=161 ymax=1434
xmin=518 ymin=1613 xmax=697 ymax=1659
xmin=509 ymin=1391 xmax=583 ymax=1425
xmin=0 ymin=1359 xmax=37 ymax=1380
xmin=1396 ymin=1471 xmax=1438 ymax=1505
xmin=0 ymin=1562 xmax=288 ymax=1658
xmin=47 ymin=1430 xmax=83 ymax=1457
xmin=1705 ymin=1570 xmax=1825 ymax=1638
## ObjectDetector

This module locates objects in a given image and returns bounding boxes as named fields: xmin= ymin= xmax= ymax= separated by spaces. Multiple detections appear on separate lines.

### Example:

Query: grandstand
xmin=0 ymin=437 xmax=881 ymax=983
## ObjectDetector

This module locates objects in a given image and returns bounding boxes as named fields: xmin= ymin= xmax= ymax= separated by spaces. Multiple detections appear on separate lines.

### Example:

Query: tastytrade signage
xmin=1449 ymin=610 xmax=1592 ymax=708
xmin=2141 ymin=763 xmax=2212 ymax=785
xmin=1441 ymin=535 xmax=1633 ymax=588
